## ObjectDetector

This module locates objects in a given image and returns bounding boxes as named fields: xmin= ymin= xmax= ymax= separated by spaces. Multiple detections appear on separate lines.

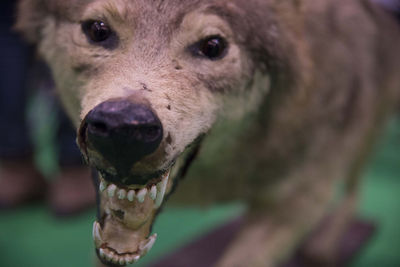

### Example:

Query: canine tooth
xmin=107 ymin=184 xmax=117 ymax=197
xmin=139 ymin=233 xmax=157 ymax=255
xmin=92 ymin=221 xmax=103 ymax=248
xmin=155 ymin=173 xmax=169 ymax=208
xmin=117 ymin=189 xmax=127 ymax=200
xmin=127 ymin=190 xmax=135 ymax=202
xmin=133 ymin=255 xmax=140 ymax=262
xmin=150 ymin=185 xmax=157 ymax=200
xmin=99 ymin=180 xmax=108 ymax=192
xmin=99 ymin=248 xmax=105 ymax=259
xmin=137 ymin=188 xmax=147 ymax=203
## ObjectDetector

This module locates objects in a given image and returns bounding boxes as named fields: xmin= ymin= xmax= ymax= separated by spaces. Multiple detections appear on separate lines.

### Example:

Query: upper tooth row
xmin=102 ymin=183 xmax=156 ymax=203
xmin=99 ymin=173 xmax=169 ymax=208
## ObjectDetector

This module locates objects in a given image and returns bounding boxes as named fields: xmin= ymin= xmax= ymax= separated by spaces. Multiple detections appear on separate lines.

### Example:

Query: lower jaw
xmin=95 ymin=227 xmax=157 ymax=265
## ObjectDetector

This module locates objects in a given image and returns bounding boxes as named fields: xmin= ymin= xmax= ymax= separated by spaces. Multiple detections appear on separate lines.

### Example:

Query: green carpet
xmin=351 ymin=117 xmax=400 ymax=267
xmin=0 ymin=117 xmax=399 ymax=267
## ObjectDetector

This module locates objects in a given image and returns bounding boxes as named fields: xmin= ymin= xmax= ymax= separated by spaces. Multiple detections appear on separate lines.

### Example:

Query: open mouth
xmin=93 ymin=169 xmax=171 ymax=266
xmin=78 ymin=98 xmax=203 ymax=266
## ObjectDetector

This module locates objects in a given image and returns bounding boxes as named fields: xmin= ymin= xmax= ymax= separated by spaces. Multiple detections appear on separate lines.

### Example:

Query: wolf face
xmin=17 ymin=0 xmax=276 ymax=264
xmin=16 ymin=0 xmax=400 ymax=266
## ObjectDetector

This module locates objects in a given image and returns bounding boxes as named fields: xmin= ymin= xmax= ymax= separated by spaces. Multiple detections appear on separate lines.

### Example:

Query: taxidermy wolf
xmin=15 ymin=0 xmax=400 ymax=266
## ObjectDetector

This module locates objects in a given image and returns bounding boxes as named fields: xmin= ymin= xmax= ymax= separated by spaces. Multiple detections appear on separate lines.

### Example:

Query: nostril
xmin=143 ymin=125 xmax=162 ymax=141
xmin=88 ymin=121 xmax=109 ymax=137
xmin=117 ymin=124 xmax=161 ymax=142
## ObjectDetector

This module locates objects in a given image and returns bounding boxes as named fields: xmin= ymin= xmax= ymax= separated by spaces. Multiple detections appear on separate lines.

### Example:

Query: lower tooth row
xmin=99 ymin=247 xmax=140 ymax=265
xmin=93 ymin=221 xmax=158 ymax=259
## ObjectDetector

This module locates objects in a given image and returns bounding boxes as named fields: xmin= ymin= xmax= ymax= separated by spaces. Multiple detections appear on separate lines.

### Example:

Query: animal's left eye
xmin=192 ymin=36 xmax=228 ymax=60
xmin=82 ymin=20 xmax=112 ymax=42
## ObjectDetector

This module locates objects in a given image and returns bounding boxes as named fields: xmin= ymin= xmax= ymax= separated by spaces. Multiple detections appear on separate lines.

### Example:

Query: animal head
xmin=16 ymin=0 xmax=400 ymax=265
xmin=16 ymin=0 xmax=281 ymax=264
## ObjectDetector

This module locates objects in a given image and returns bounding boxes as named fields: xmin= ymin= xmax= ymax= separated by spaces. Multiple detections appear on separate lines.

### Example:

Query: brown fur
xmin=16 ymin=0 xmax=400 ymax=266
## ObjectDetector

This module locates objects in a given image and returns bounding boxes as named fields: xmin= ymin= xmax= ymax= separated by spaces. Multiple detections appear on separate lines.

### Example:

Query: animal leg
xmin=300 ymin=175 xmax=361 ymax=266
xmin=216 ymin=178 xmax=337 ymax=267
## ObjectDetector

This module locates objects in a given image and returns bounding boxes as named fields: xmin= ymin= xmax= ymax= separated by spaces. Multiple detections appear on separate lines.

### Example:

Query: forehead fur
xmin=57 ymin=0 xmax=277 ymax=47
xmin=17 ymin=0 xmax=284 ymax=69
xmin=74 ymin=0 xmax=266 ymax=44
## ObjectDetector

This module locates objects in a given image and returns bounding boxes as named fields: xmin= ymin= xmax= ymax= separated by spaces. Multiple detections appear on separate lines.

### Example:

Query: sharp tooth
xmin=105 ymin=207 xmax=111 ymax=215
xmin=125 ymin=255 xmax=134 ymax=264
xmin=105 ymin=250 xmax=114 ymax=261
xmin=92 ymin=221 xmax=103 ymax=248
xmin=99 ymin=248 xmax=105 ymax=259
xmin=99 ymin=180 xmax=108 ymax=192
xmin=133 ymin=255 xmax=140 ymax=263
xmin=127 ymin=190 xmax=135 ymax=202
xmin=155 ymin=172 xmax=169 ymax=208
xmin=117 ymin=189 xmax=127 ymax=200
xmin=139 ymin=233 xmax=157 ymax=255
xmin=119 ymin=258 xmax=126 ymax=265
xmin=150 ymin=185 xmax=157 ymax=200
xmin=137 ymin=188 xmax=147 ymax=203
xmin=107 ymin=184 xmax=117 ymax=198
xmin=125 ymin=254 xmax=140 ymax=264
xmin=111 ymin=255 xmax=119 ymax=264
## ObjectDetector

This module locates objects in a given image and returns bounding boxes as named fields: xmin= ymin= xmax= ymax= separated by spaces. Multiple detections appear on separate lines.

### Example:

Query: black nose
xmin=85 ymin=100 xmax=163 ymax=176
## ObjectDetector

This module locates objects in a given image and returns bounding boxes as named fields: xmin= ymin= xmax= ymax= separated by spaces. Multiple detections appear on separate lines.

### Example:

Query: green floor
xmin=0 ymin=117 xmax=399 ymax=267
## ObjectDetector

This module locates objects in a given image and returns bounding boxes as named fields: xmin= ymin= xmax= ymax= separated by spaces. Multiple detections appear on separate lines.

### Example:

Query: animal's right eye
xmin=81 ymin=20 xmax=118 ymax=49
xmin=199 ymin=36 xmax=227 ymax=59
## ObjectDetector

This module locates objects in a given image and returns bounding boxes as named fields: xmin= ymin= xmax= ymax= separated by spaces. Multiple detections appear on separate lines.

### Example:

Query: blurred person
xmin=0 ymin=1 xmax=95 ymax=216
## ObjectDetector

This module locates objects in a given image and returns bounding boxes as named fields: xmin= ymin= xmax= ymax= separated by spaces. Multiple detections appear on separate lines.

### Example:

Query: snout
xmin=84 ymin=100 xmax=172 ymax=266
xmin=84 ymin=99 xmax=163 ymax=178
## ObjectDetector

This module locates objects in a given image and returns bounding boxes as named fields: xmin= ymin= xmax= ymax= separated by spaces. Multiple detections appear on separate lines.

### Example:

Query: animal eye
xmin=82 ymin=20 xmax=112 ymax=43
xmin=194 ymin=36 xmax=228 ymax=60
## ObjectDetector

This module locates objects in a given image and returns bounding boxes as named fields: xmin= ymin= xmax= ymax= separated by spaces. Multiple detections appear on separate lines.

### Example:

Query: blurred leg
xmin=49 ymin=108 xmax=95 ymax=216
xmin=0 ymin=1 xmax=46 ymax=208
xmin=0 ymin=5 xmax=31 ymax=159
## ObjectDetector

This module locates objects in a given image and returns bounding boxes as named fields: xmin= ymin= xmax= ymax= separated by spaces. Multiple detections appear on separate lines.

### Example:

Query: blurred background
xmin=1 ymin=1 xmax=400 ymax=267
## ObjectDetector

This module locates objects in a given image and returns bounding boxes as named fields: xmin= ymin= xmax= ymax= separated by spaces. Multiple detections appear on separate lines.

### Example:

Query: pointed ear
xmin=14 ymin=0 xmax=50 ymax=43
